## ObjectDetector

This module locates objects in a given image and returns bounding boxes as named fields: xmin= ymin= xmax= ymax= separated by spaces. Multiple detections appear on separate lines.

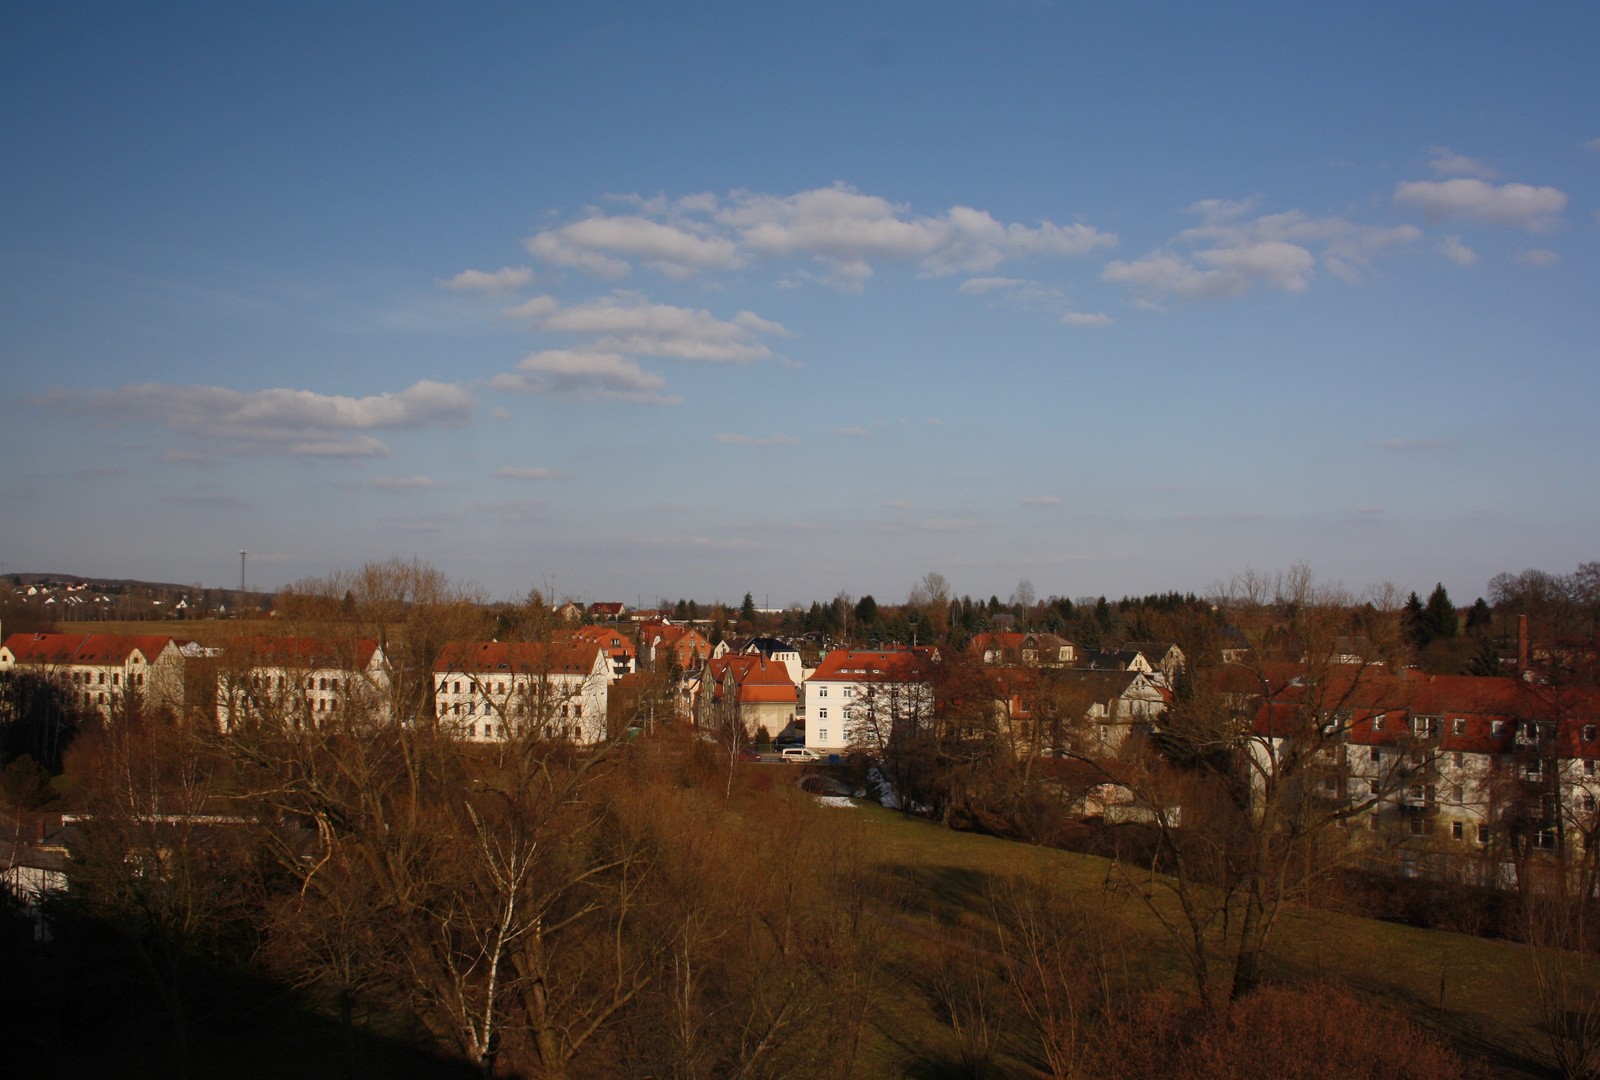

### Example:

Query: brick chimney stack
xmin=1518 ymin=614 xmax=1530 ymax=676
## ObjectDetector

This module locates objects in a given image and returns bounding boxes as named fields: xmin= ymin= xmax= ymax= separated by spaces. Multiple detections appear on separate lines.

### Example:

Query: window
xmin=455 ymin=703 xmax=463 ymax=715
xmin=817 ymin=708 xmax=827 ymax=720
xmin=1370 ymin=780 xmax=1381 ymax=796
xmin=454 ymin=681 xmax=462 ymax=694
xmin=1585 ymin=794 xmax=1597 ymax=813
xmin=1478 ymin=824 xmax=1490 ymax=844
xmin=818 ymin=687 xmax=828 ymax=697
xmin=844 ymin=687 xmax=853 ymax=698
xmin=98 ymin=673 xmax=106 ymax=684
xmin=1537 ymin=829 xmax=1557 ymax=850
xmin=1409 ymin=817 xmax=1424 ymax=836
xmin=1491 ymin=720 xmax=1506 ymax=736
xmin=1452 ymin=821 xmax=1464 ymax=840
xmin=466 ymin=723 xmax=476 ymax=738
xmin=1372 ymin=714 xmax=1384 ymax=731
xmin=440 ymin=704 xmax=448 ymax=718
xmin=112 ymin=673 xmax=119 ymax=686
xmin=1371 ymin=747 xmax=1381 ymax=763
xmin=1451 ymin=784 xmax=1463 ymax=803
xmin=1528 ymin=758 xmax=1543 ymax=778
xmin=573 ymin=705 xmax=582 ymax=717
xmin=319 ymin=678 xmax=327 ymax=690
xmin=1589 ymin=760 xmax=1598 ymax=777
xmin=1585 ymin=726 xmax=1598 ymax=744
xmin=818 ymin=729 xmax=828 ymax=742
xmin=484 ymin=724 xmax=494 ymax=739
xmin=1453 ymin=752 xmax=1464 ymax=768
xmin=1453 ymin=719 xmax=1466 ymax=736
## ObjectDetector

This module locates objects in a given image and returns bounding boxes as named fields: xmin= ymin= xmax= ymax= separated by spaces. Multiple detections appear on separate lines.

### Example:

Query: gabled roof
xmin=809 ymin=649 xmax=935 ymax=684
xmin=2 ymin=632 xmax=180 ymax=666
xmin=436 ymin=641 xmax=606 ymax=675
xmin=741 ymin=635 xmax=799 ymax=657
xmin=225 ymin=635 xmax=381 ymax=670
xmin=566 ymin=626 xmax=635 ymax=653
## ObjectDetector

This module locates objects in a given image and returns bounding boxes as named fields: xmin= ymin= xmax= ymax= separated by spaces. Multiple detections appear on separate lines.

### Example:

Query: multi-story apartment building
xmin=802 ymin=648 xmax=939 ymax=755
xmin=214 ymin=636 xmax=390 ymax=732
xmin=433 ymin=640 xmax=611 ymax=744
xmin=0 ymin=631 xmax=187 ymax=718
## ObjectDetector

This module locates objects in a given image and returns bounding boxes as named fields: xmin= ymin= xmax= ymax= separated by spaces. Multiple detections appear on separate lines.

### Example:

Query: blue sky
xmin=2 ymin=1 xmax=1596 ymax=607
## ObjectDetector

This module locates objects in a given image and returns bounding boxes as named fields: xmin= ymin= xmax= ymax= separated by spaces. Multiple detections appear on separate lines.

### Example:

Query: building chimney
xmin=1518 ymin=614 xmax=1530 ymax=676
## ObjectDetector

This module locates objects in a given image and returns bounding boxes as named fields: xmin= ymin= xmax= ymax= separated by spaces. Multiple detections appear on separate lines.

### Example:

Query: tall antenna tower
xmin=239 ymin=551 xmax=247 ymax=595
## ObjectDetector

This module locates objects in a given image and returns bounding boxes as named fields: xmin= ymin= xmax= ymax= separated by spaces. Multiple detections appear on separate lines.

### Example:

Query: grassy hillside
xmin=842 ymin=799 xmax=1549 ymax=1078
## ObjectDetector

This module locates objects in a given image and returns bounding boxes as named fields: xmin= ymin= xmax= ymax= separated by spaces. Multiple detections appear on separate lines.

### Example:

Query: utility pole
xmin=239 ymin=551 xmax=247 ymax=595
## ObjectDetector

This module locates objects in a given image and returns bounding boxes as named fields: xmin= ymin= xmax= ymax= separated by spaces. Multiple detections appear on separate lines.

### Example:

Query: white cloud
xmin=501 ymin=295 xmax=560 ymax=321
xmin=490 ymin=350 xmax=679 ymax=405
xmin=1514 ymin=247 xmax=1562 ymax=267
xmin=1582 ymin=137 xmax=1600 ymax=153
xmin=526 ymin=215 xmax=743 ymax=280
xmin=521 ymin=183 xmax=1114 ymax=291
xmin=1061 ymin=311 xmax=1111 ymax=328
xmin=1103 ymin=201 xmax=1422 ymax=303
xmin=834 ymin=426 xmax=871 ymax=438
xmin=716 ymin=183 xmax=1115 ymax=277
xmin=372 ymin=475 xmax=444 ymax=491
xmin=715 ymin=433 xmax=799 ymax=446
xmin=1021 ymin=496 xmax=1062 ymax=506
xmin=494 ymin=466 xmax=571 ymax=479
xmin=1438 ymin=235 xmax=1478 ymax=266
xmin=1428 ymin=147 xmax=1497 ymax=179
xmin=79 ymin=380 xmax=474 ymax=457
xmin=524 ymin=232 xmax=631 ymax=279
xmin=538 ymin=293 xmax=783 ymax=363
xmin=437 ymin=266 xmax=536 ymax=295
xmin=1393 ymin=178 xmax=1567 ymax=231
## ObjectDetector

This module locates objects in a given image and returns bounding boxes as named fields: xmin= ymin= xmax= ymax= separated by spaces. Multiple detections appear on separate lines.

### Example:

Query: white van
xmin=780 ymin=747 xmax=821 ymax=763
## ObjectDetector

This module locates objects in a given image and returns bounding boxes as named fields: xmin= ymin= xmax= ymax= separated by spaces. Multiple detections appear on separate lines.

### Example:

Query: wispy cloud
xmin=437 ymin=266 xmax=536 ymax=295
xmin=1427 ymin=147 xmax=1497 ymax=179
xmin=371 ymin=475 xmax=444 ymax=491
xmin=715 ymin=433 xmax=799 ymax=446
xmin=834 ymin=426 xmax=871 ymax=438
xmin=1102 ymin=199 xmax=1419 ymax=303
xmin=1514 ymin=248 xmax=1562 ymax=267
xmin=490 ymin=350 xmax=680 ymax=405
xmin=56 ymin=380 xmax=474 ymax=458
xmin=494 ymin=466 xmax=571 ymax=480
xmin=1438 ymin=235 xmax=1478 ymax=266
xmin=1021 ymin=496 xmax=1062 ymax=506
xmin=523 ymin=183 xmax=1115 ymax=289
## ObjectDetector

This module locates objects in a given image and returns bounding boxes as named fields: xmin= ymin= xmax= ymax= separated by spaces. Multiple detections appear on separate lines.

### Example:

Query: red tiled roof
xmin=810 ymin=649 xmax=935 ymax=683
xmin=224 ymin=635 xmax=380 ymax=670
xmin=2 ymin=632 xmax=178 ymax=666
xmin=436 ymin=641 xmax=605 ymax=675
xmin=1251 ymin=670 xmax=1600 ymax=754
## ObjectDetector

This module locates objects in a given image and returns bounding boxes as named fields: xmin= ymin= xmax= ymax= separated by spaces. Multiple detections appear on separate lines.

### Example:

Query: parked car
xmin=780 ymin=747 xmax=821 ymax=763
xmin=737 ymin=748 xmax=762 ymax=762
